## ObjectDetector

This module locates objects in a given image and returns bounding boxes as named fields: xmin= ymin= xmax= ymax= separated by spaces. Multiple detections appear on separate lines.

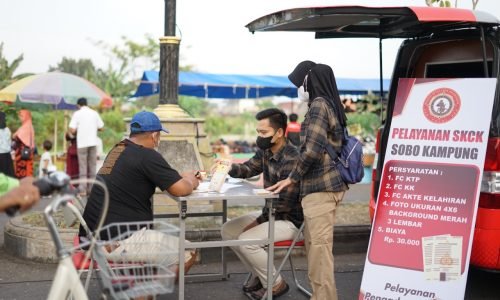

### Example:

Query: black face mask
xmin=256 ymin=135 xmax=275 ymax=150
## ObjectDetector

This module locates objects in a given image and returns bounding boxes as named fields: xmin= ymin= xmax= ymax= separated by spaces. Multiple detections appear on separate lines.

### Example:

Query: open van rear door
xmin=246 ymin=6 xmax=499 ymax=38
xmin=247 ymin=6 xmax=500 ymax=274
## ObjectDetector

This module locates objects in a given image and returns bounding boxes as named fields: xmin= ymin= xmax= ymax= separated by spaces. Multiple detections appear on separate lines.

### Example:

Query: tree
xmin=48 ymin=57 xmax=98 ymax=79
xmin=256 ymin=99 xmax=275 ymax=110
xmin=0 ymin=43 xmax=30 ymax=89
xmin=49 ymin=57 xmax=135 ymax=101
xmin=426 ymin=0 xmax=452 ymax=7
xmin=425 ymin=0 xmax=479 ymax=9
xmin=178 ymin=96 xmax=212 ymax=117
xmin=93 ymin=35 xmax=160 ymax=81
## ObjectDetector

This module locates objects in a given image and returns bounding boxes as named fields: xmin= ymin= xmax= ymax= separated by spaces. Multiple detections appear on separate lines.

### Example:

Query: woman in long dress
xmin=0 ymin=112 xmax=15 ymax=177
xmin=12 ymin=110 xmax=35 ymax=178
xmin=65 ymin=131 xmax=79 ymax=179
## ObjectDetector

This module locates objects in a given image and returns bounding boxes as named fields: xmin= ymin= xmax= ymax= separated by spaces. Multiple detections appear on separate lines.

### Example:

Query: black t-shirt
xmin=79 ymin=139 xmax=182 ymax=238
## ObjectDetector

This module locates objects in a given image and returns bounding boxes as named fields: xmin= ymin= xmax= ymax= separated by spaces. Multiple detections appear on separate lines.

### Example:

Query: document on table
xmin=253 ymin=189 xmax=272 ymax=196
xmin=193 ymin=181 xmax=242 ymax=193
xmin=422 ymin=234 xmax=462 ymax=281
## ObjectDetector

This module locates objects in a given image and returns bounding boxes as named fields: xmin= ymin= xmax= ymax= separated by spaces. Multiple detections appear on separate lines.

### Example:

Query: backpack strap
xmin=325 ymin=143 xmax=340 ymax=162
xmin=326 ymin=124 xmax=352 ymax=161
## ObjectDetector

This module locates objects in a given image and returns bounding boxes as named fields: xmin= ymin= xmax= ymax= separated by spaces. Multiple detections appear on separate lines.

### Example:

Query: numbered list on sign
xmin=368 ymin=160 xmax=479 ymax=275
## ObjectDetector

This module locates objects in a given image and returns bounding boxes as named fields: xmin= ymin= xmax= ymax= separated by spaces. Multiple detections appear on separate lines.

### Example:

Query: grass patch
xmin=22 ymin=211 xmax=80 ymax=229
xmin=227 ymin=203 xmax=370 ymax=225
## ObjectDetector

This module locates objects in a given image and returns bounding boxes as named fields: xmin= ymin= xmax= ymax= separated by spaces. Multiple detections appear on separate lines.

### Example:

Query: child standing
xmin=39 ymin=140 xmax=55 ymax=178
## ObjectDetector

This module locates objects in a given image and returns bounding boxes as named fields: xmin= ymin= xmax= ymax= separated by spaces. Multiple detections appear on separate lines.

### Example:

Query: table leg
xmin=222 ymin=199 xmax=228 ymax=280
xmin=266 ymin=199 xmax=275 ymax=300
xmin=178 ymin=200 xmax=187 ymax=300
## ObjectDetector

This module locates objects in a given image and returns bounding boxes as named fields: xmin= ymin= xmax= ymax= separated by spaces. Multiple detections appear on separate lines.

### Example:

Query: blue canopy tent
xmin=133 ymin=70 xmax=389 ymax=99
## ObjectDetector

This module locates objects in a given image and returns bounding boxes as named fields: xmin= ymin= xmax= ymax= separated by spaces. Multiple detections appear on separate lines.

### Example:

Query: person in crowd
xmin=267 ymin=61 xmax=349 ymax=300
xmin=219 ymin=108 xmax=303 ymax=299
xmin=0 ymin=112 xmax=15 ymax=177
xmin=12 ymin=110 xmax=35 ymax=178
xmin=213 ymin=138 xmax=231 ymax=158
xmin=68 ymin=97 xmax=104 ymax=194
xmin=285 ymin=113 xmax=301 ymax=146
xmin=38 ymin=140 xmax=55 ymax=178
xmin=0 ymin=174 xmax=40 ymax=213
xmin=65 ymin=131 xmax=79 ymax=179
xmin=342 ymin=97 xmax=357 ymax=113
xmin=78 ymin=111 xmax=199 ymax=238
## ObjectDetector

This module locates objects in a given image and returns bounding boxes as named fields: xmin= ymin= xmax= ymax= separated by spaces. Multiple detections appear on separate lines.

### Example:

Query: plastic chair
xmin=72 ymin=235 xmax=98 ymax=291
xmin=243 ymin=222 xmax=311 ymax=297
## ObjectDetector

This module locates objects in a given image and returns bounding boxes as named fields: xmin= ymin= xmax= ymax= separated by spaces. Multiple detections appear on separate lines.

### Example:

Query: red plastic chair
xmin=272 ymin=222 xmax=311 ymax=297
xmin=72 ymin=236 xmax=97 ymax=270
xmin=72 ymin=235 xmax=98 ymax=290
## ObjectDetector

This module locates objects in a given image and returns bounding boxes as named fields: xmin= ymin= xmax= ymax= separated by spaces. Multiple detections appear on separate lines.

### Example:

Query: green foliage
xmin=204 ymin=116 xmax=226 ymax=137
xmin=427 ymin=0 xmax=452 ymax=7
xmin=49 ymin=57 xmax=97 ymax=79
xmin=99 ymin=111 xmax=126 ymax=152
xmin=178 ymin=96 xmax=212 ymax=117
xmin=93 ymin=35 xmax=159 ymax=81
xmin=256 ymin=99 xmax=275 ymax=110
xmin=346 ymin=112 xmax=381 ymax=137
xmin=0 ymin=43 xmax=31 ymax=89
xmin=93 ymin=64 xmax=136 ymax=100
xmin=132 ymin=95 xmax=159 ymax=109
xmin=0 ymin=103 xmax=17 ymax=119
xmin=204 ymin=111 xmax=256 ymax=138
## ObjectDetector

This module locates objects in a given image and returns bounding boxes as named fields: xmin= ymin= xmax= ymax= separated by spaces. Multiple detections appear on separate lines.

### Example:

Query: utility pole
xmin=159 ymin=0 xmax=180 ymax=105
xmin=150 ymin=0 xmax=211 ymax=175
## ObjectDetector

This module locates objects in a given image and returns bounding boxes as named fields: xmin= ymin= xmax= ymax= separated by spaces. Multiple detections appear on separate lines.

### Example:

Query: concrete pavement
xmin=0 ymin=185 xmax=370 ymax=299
xmin=1 ymin=183 xmax=500 ymax=299
xmin=0 ymin=244 xmax=366 ymax=300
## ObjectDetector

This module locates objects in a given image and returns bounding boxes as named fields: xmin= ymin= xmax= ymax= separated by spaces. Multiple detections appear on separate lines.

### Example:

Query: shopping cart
xmin=84 ymin=221 xmax=180 ymax=300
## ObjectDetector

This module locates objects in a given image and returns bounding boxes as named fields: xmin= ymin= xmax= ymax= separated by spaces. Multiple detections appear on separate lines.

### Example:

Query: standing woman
xmin=12 ymin=110 xmax=35 ymax=178
xmin=65 ymin=131 xmax=79 ymax=179
xmin=0 ymin=112 xmax=15 ymax=177
xmin=267 ymin=62 xmax=348 ymax=300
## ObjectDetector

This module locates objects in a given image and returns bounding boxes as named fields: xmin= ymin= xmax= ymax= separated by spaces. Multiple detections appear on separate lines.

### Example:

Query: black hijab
xmin=307 ymin=64 xmax=347 ymax=127
xmin=0 ymin=112 xmax=6 ymax=129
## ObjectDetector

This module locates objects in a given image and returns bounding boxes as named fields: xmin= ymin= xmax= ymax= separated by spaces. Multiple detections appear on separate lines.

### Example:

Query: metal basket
xmin=91 ymin=221 xmax=179 ymax=299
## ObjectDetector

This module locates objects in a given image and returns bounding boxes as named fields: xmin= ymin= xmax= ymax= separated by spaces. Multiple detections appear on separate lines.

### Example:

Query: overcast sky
xmin=1 ymin=0 xmax=499 ymax=79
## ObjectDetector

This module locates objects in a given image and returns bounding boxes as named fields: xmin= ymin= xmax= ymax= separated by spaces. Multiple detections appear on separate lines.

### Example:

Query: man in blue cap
xmin=79 ymin=111 xmax=199 ymax=238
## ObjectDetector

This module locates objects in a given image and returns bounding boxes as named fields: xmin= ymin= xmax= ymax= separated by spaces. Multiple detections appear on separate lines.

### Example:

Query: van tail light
xmin=369 ymin=127 xmax=383 ymax=220
xmin=480 ymin=137 xmax=500 ymax=206
xmin=481 ymin=172 xmax=500 ymax=196
xmin=471 ymin=137 xmax=500 ymax=270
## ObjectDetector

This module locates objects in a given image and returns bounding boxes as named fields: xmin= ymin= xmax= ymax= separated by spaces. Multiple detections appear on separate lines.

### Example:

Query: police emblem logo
xmin=423 ymin=88 xmax=461 ymax=123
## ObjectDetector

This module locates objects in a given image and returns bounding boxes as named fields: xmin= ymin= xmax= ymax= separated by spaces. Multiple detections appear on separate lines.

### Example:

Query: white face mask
xmin=297 ymin=85 xmax=309 ymax=102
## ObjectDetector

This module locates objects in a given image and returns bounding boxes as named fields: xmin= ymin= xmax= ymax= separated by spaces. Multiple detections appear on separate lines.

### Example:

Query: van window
xmin=425 ymin=60 xmax=493 ymax=78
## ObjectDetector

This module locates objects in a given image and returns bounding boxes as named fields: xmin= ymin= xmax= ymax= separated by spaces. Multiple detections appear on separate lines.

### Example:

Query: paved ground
xmin=1 ymin=184 xmax=500 ymax=299
xmin=0 ymin=246 xmax=365 ymax=300
xmin=0 ymin=243 xmax=499 ymax=300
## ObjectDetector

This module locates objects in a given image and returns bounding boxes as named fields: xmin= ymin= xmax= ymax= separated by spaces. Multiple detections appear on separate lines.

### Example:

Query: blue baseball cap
xmin=130 ymin=111 xmax=169 ymax=133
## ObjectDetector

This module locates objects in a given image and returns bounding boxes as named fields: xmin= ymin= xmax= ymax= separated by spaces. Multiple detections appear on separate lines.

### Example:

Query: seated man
xmin=79 ymin=111 xmax=199 ymax=239
xmin=220 ymin=108 xmax=303 ymax=299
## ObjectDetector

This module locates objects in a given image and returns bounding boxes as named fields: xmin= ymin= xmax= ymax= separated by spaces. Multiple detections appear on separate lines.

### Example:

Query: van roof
xmin=246 ymin=6 xmax=500 ymax=39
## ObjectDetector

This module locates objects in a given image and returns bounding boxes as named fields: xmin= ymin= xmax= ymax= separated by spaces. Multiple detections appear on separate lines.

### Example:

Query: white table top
xmin=168 ymin=179 xmax=278 ymax=202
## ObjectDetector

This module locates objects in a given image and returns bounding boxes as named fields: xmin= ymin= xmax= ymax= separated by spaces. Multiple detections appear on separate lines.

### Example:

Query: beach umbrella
xmin=0 ymin=71 xmax=112 ymax=109
xmin=0 ymin=71 xmax=112 ymax=157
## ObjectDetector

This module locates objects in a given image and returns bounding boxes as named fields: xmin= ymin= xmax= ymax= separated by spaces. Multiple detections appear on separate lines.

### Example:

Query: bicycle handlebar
xmin=5 ymin=171 xmax=72 ymax=217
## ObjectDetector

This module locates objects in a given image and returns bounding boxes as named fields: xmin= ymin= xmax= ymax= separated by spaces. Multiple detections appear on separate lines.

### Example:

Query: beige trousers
xmin=221 ymin=212 xmax=299 ymax=288
xmin=302 ymin=191 xmax=345 ymax=300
